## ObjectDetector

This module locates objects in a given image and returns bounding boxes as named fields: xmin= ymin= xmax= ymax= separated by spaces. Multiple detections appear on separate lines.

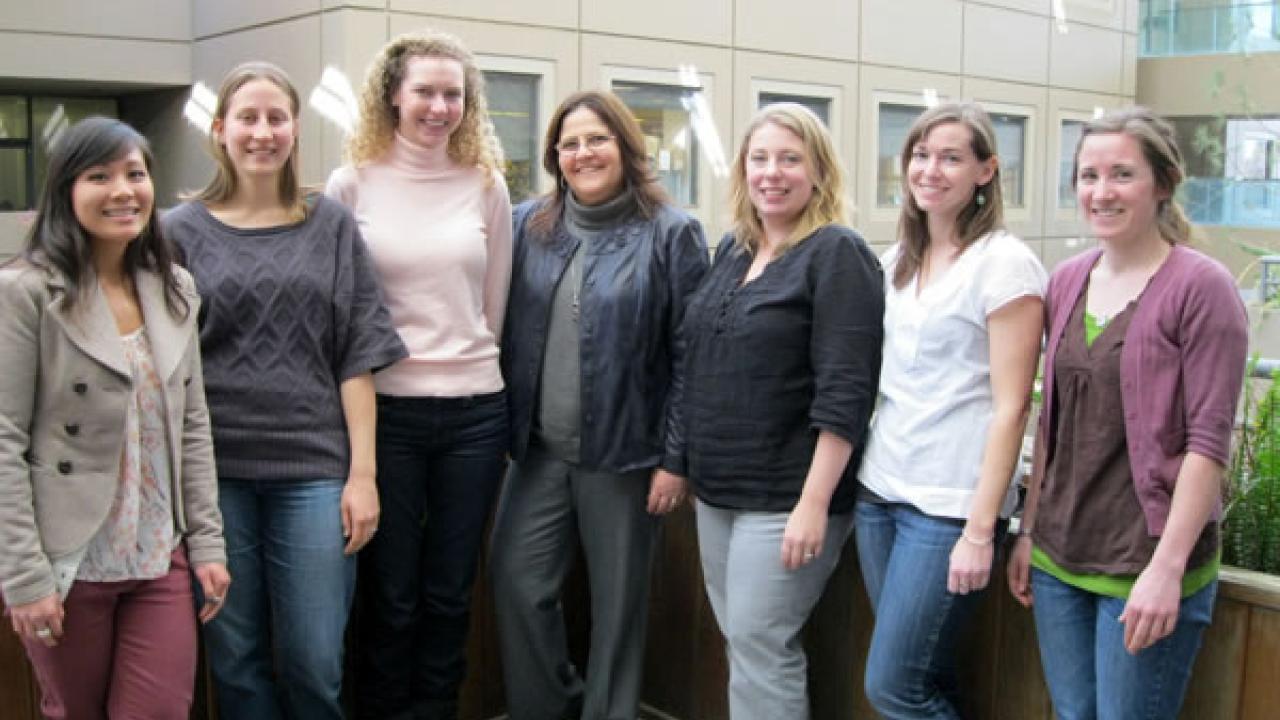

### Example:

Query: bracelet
xmin=961 ymin=530 xmax=995 ymax=547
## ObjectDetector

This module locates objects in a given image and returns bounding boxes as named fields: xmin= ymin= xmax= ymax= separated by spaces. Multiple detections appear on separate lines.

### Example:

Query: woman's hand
xmin=948 ymin=531 xmax=995 ymax=595
xmin=1119 ymin=561 xmax=1182 ymax=654
xmin=342 ymin=475 xmax=380 ymax=555
xmin=647 ymin=469 xmax=687 ymax=515
xmin=194 ymin=562 xmax=231 ymax=624
xmin=1006 ymin=534 xmax=1034 ymax=607
xmin=782 ymin=500 xmax=828 ymax=571
xmin=9 ymin=594 xmax=64 ymax=647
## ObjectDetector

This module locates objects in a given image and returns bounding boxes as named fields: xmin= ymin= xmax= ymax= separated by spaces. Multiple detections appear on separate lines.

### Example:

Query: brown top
xmin=1034 ymin=287 xmax=1216 ymax=575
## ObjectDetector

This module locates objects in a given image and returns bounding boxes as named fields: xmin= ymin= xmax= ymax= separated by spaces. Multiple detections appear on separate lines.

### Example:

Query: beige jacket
xmin=0 ymin=261 xmax=225 ymax=607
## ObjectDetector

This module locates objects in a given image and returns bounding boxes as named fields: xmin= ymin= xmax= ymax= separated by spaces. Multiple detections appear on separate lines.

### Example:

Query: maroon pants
xmin=21 ymin=546 xmax=198 ymax=720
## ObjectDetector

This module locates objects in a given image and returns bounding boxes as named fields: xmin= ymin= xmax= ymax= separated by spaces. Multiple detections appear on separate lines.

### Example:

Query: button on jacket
xmin=0 ymin=262 xmax=225 ymax=607
xmin=680 ymin=225 xmax=884 ymax=512
xmin=502 ymin=200 xmax=709 ymax=474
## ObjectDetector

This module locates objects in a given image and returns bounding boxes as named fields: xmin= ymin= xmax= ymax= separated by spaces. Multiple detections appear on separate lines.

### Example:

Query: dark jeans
xmin=356 ymin=392 xmax=508 ymax=720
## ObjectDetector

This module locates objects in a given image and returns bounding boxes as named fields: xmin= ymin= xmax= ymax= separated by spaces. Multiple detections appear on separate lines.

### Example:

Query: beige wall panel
xmin=192 ymin=16 xmax=327 ymax=188
xmin=963 ymin=5 xmax=1050 ymax=85
xmin=975 ymin=0 xmax=1051 ymax=15
xmin=324 ymin=0 xmax=388 ymax=8
xmin=581 ymin=0 xmax=731 ymax=47
xmin=389 ymin=13 xmax=578 ymax=101
xmin=1042 ymin=235 xmax=1094 ymax=271
xmin=319 ymin=9 xmax=391 ymax=176
xmin=861 ymin=0 xmax=962 ymax=74
xmin=1122 ymin=33 xmax=1137 ymax=97
xmin=194 ymin=0 xmax=320 ymax=39
xmin=734 ymin=0 xmax=858 ymax=61
xmin=857 ymin=65 xmax=963 ymax=244
xmin=962 ymin=78 xmax=1049 ymax=239
xmin=390 ymin=0 xmax=576 ymax=29
xmin=0 ymin=0 xmax=189 ymax=41
xmin=732 ymin=51 xmax=859 ymax=203
xmin=581 ymin=34 xmax=733 ymax=233
xmin=0 ymin=32 xmax=190 ymax=86
xmin=1060 ymin=0 xmax=1124 ymax=30
xmin=1137 ymin=55 xmax=1280 ymax=116
xmin=1049 ymin=22 xmax=1123 ymax=94
xmin=1043 ymin=88 xmax=1125 ymax=236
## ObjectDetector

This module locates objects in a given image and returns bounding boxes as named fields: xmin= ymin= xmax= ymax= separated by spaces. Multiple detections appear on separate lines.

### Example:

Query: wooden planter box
xmin=3 ymin=511 xmax=1278 ymax=719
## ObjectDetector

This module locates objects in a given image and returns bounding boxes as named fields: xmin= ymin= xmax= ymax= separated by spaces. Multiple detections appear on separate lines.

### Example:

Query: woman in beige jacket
xmin=0 ymin=117 xmax=229 ymax=720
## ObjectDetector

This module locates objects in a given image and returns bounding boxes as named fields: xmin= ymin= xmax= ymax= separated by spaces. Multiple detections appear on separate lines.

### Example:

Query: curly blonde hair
xmin=345 ymin=29 xmax=503 ymax=180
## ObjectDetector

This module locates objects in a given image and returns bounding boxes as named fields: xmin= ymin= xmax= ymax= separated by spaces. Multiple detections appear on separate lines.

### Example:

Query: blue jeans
xmin=855 ymin=501 xmax=997 ymax=720
xmin=1030 ymin=568 xmax=1216 ymax=720
xmin=202 ymin=478 xmax=355 ymax=720
xmin=356 ymin=392 xmax=508 ymax=720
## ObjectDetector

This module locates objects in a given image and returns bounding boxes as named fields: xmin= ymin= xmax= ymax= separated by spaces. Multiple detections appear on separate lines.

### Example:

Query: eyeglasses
xmin=555 ymin=133 xmax=614 ymax=155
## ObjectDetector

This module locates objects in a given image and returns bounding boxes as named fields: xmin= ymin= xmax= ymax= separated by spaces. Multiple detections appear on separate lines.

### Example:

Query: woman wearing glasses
xmin=490 ymin=90 xmax=708 ymax=720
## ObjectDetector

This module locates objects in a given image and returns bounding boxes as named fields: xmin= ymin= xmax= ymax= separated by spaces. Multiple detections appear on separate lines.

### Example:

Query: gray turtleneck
xmin=535 ymin=188 xmax=639 ymax=462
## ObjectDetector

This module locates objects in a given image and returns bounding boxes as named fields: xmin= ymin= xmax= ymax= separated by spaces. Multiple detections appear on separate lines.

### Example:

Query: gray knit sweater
xmin=163 ymin=196 xmax=407 ymax=480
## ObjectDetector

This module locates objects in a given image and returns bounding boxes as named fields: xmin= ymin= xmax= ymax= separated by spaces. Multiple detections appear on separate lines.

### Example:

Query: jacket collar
xmin=46 ymin=269 xmax=196 ymax=381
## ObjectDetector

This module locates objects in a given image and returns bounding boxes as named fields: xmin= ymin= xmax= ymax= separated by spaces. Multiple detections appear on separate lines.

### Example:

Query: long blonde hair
xmin=892 ymin=102 xmax=1003 ymax=290
xmin=1073 ymin=106 xmax=1193 ymax=246
xmin=193 ymin=61 xmax=305 ymax=215
xmin=728 ymin=103 xmax=848 ymax=256
xmin=345 ymin=29 xmax=503 ymax=182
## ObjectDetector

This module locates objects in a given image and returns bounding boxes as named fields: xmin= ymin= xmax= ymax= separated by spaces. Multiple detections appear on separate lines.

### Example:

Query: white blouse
xmin=858 ymin=231 xmax=1047 ymax=519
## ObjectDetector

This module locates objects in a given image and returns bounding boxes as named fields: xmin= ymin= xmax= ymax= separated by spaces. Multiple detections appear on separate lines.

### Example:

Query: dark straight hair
xmin=22 ymin=116 xmax=188 ymax=318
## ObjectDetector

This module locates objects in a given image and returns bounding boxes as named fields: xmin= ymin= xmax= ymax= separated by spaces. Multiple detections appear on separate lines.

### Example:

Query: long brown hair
xmin=892 ymin=102 xmax=1003 ymax=289
xmin=193 ymin=61 xmax=305 ymax=216
xmin=1072 ymin=106 xmax=1193 ymax=245
xmin=728 ymin=103 xmax=848 ymax=256
xmin=527 ymin=90 xmax=668 ymax=237
xmin=345 ymin=28 xmax=503 ymax=182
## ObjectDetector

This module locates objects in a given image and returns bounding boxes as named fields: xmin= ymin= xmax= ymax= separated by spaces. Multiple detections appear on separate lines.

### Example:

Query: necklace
xmin=570 ymin=247 xmax=582 ymax=323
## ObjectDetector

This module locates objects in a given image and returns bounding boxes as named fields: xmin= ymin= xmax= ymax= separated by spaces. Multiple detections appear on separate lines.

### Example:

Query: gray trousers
xmin=695 ymin=501 xmax=854 ymax=720
xmin=490 ymin=446 xmax=657 ymax=720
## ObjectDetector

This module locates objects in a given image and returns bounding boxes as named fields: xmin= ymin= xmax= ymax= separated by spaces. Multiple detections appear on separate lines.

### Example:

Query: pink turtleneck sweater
xmin=325 ymin=132 xmax=513 ymax=397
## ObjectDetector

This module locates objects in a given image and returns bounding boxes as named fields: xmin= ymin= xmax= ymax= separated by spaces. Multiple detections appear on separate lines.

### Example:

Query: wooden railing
xmin=4 ymin=505 xmax=1280 ymax=719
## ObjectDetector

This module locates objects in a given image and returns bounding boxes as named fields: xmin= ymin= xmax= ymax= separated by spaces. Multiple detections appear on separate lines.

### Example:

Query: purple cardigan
xmin=1033 ymin=245 xmax=1248 ymax=536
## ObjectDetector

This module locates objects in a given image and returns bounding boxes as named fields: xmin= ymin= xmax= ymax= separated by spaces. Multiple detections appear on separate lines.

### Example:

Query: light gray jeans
xmin=695 ymin=500 xmax=854 ymax=720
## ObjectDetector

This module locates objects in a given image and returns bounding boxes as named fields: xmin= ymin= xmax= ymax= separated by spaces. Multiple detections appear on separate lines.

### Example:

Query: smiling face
xmin=906 ymin=120 xmax=996 ymax=222
xmin=557 ymin=106 xmax=624 ymax=206
xmin=72 ymin=147 xmax=154 ymax=250
xmin=213 ymin=78 xmax=297 ymax=183
xmin=392 ymin=55 xmax=465 ymax=150
xmin=744 ymin=121 xmax=813 ymax=232
xmin=1075 ymin=132 xmax=1166 ymax=247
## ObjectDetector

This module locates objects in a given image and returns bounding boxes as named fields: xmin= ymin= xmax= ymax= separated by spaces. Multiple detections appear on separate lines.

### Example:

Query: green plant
xmin=1223 ymin=362 xmax=1280 ymax=573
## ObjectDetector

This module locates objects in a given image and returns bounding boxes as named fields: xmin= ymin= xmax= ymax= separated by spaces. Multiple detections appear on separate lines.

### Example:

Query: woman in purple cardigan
xmin=1007 ymin=107 xmax=1248 ymax=719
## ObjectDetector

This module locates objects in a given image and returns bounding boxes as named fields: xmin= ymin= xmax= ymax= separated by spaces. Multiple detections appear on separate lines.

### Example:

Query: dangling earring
xmin=975 ymin=188 xmax=986 ymax=207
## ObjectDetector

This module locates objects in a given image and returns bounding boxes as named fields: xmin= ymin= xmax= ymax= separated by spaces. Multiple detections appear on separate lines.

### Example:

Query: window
xmin=876 ymin=103 xmax=925 ymax=208
xmin=1058 ymin=119 xmax=1085 ymax=209
xmin=990 ymin=112 xmax=1028 ymax=208
xmin=0 ymin=95 xmax=118 ymax=211
xmin=483 ymin=71 xmax=541 ymax=204
xmin=758 ymin=92 xmax=831 ymax=127
xmin=612 ymin=80 xmax=700 ymax=207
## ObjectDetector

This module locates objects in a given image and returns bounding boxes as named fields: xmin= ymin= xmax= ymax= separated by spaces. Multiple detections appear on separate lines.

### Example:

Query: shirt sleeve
xmin=331 ymin=202 xmax=409 ymax=381
xmin=324 ymin=165 xmax=358 ymax=210
xmin=1179 ymin=259 xmax=1249 ymax=466
xmin=659 ymin=214 xmax=711 ymax=475
xmin=808 ymin=228 xmax=885 ymax=446
xmin=980 ymin=234 xmax=1048 ymax=316
xmin=482 ymin=172 xmax=514 ymax=340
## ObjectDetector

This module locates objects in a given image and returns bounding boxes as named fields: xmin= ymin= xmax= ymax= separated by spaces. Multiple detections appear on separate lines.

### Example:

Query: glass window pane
xmin=484 ymin=71 xmax=540 ymax=205
xmin=758 ymin=92 xmax=831 ymax=127
xmin=612 ymin=81 xmax=699 ymax=207
xmin=0 ymin=96 xmax=29 ymax=140
xmin=32 ymin=97 xmax=118 ymax=199
xmin=992 ymin=113 xmax=1026 ymax=208
xmin=1059 ymin=120 xmax=1085 ymax=209
xmin=877 ymin=103 xmax=924 ymax=208
xmin=0 ymin=148 xmax=27 ymax=210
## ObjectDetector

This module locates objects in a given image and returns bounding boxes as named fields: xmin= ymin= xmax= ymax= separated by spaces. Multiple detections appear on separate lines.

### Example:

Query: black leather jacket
xmin=502 ymin=199 xmax=709 ymax=474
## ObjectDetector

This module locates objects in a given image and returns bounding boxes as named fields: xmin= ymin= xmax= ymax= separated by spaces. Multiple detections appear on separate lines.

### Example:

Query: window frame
xmin=476 ymin=54 xmax=556 ymax=202
xmin=750 ymin=78 xmax=842 ymax=147
xmin=976 ymin=100 xmax=1036 ymax=226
